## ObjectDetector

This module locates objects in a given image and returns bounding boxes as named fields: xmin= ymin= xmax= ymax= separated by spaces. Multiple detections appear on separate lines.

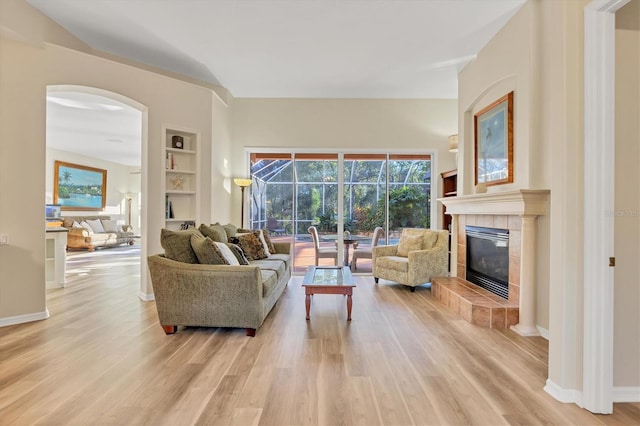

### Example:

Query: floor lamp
xmin=233 ymin=178 xmax=252 ymax=228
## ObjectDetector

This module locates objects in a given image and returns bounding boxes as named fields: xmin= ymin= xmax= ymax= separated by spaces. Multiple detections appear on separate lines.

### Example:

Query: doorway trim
xmin=46 ymin=84 xmax=149 ymax=299
xmin=582 ymin=0 xmax=630 ymax=414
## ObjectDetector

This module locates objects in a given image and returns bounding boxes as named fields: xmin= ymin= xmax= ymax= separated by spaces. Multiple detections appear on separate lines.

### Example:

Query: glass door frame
xmin=244 ymin=148 xmax=440 ymax=273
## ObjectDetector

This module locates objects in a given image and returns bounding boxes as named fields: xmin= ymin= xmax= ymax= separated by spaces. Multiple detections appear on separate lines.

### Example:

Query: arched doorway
xmin=45 ymin=85 xmax=149 ymax=297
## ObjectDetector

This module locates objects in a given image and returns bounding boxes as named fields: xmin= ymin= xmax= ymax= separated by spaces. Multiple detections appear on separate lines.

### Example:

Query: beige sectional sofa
xmin=62 ymin=216 xmax=135 ymax=251
xmin=147 ymin=224 xmax=291 ymax=336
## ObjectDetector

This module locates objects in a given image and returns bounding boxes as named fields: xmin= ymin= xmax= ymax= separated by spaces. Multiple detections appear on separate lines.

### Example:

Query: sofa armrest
xmin=407 ymin=247 xmax=449 ymax=282
xmin=67 ymin=228 xmax=90 ymax=238
xmin=272 ymin=241 xmax=291 ymax=255
xmin=373 ymin=244 xmax=398 ymax=258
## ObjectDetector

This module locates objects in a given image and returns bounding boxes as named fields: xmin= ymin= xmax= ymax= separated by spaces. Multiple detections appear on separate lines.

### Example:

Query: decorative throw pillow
xmin=160 ymin=228 xmax=202 ymax=264
xmin=80 ymin=221 xmax=94 ymax=235
xmin=72 ymin=221 xmax=83 ymax=228
xmin=101 ymin=219 xmax=118 ymax=233
xmin=86 ymin=218 xmax=105 ymax=233
xmin=229 ymin=232 xmax=267 ymax=260
xmin=422 ymin=231 xmax=439 ymax=249
xmin=236 ymin=229 xmax=274 ymax=256
xmin=190 ymin=235 xmax=228 ymax=265
xmin=222 ymin=223 xmax=239 ymax=239
xmin=63 ymin=217 xmax=75 ymax=228
xmin=397 ymin=234 xmax=424 ymax=257
xmin=225 ymin=243 xmax=250 ymax=265
xmin=256 ymin=230 xmax=272 ymax=257
xmin=260 ymin=229 xmax=276 ymax=254
xmin=199 ymin=223 xmax=227 ymax=243
xmin=214 ymin=242 xmax=240 ymax=266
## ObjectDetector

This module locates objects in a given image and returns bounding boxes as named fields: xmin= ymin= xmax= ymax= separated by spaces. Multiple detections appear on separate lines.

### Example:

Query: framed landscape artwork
xmin=54 ymin=161 xmax=107 ymax=211
xmin=474 ymin=91 xmax=514 ymax=186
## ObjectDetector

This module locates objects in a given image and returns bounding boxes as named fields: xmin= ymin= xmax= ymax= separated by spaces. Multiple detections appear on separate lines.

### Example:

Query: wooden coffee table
xmin=302 ymin=266 xmax=356 ymax=321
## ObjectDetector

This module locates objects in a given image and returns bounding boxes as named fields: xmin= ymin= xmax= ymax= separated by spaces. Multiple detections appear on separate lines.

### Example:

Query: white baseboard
xmin=613 ymin=386 xmax=640 ymax=402
xmin=138 ymin=291 xmax=155 ymax=301
xmin=537 ymin=325 xmax=549 ymax=340
xmin=544 ymin=379 xmax=583 ymax=406
xmin=0 ymin=309 xmax=50 ymax=327
xmin=545 ymin=380 xmax=639 ymax=404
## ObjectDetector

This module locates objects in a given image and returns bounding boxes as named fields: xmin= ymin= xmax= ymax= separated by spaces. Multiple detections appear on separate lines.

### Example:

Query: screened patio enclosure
xmin=248 ymin=153 xmax=432 ymax=273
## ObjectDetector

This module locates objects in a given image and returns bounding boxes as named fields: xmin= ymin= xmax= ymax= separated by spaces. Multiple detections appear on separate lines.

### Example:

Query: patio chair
xmin=308 ymin=226 xmax=338 ymax=266
xmin=350 ymin=226 xmax=383 ymax=271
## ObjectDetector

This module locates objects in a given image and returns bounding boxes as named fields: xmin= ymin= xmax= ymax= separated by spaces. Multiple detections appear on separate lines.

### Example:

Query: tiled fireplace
xmin=437 ymin=190 xmax=550 ymax=336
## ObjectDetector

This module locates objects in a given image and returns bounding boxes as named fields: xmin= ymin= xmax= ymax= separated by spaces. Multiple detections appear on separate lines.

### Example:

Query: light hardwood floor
xmin=0 ymin=246 xmax=638 ymax=425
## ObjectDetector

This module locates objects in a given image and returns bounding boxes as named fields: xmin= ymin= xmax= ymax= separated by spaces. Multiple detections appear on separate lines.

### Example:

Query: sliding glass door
xmin=249 ymin=152 xmax=431 ymax=273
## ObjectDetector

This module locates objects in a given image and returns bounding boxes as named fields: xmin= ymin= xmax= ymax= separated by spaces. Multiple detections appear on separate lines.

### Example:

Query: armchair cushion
xmin=397 ymin=234 xmax=423 ymax=257
xmin=376 ymin=255 xmax=409 ymax=272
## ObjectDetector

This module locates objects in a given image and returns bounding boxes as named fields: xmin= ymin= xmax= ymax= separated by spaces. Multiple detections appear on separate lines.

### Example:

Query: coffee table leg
xmin=346 ymin=293 xmax=352 ymax=321
xmin=305 ymin=293 xmax=311 ymax=320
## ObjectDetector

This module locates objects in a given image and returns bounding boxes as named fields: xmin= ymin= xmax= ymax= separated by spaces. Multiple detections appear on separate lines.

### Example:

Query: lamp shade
xmin=448 ymin=134 xmax=459 ymax=153
xmin=233 ymin=178 xmax=252 ymax=187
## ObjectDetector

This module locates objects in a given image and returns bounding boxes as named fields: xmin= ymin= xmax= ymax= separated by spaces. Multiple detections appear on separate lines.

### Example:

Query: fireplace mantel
xmin=436 ymin=188 xmax=550 ymax=336
xmin=438 ymin=189 xmax=550 ymax=217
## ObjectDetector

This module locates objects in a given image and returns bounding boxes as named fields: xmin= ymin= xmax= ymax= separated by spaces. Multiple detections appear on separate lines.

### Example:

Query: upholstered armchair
xmin=372 ymin=228 xmax=449 ymax=291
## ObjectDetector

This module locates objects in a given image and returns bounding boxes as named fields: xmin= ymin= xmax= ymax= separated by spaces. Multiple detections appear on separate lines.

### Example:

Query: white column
xmin=511 ymin=215 xmax=539 ymax=336
xmin=450 ymin=214 xmax=459 ymax=277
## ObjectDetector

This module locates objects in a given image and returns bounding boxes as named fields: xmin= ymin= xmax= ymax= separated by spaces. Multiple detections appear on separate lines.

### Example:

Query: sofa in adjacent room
xmin=147 ymin=223 xmax=291 ymax=336
xmin=62 ymin=216 xmax=135 ymax=251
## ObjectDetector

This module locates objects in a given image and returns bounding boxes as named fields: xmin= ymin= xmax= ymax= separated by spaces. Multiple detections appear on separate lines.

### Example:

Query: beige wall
xmin=0 ymin=10 xmax=229 ymax=319
xmin=230 ymin=98 xmax=458 ymax=227
xmin=458 ymin=0 xmax=553 ymax=333
xmin=459 ymin=0 xmax=640 ymax=394
xmin=458 ymin=1 xmax=536 ymax=196
xmin=614 ymin=0 xmax=640 ymax=388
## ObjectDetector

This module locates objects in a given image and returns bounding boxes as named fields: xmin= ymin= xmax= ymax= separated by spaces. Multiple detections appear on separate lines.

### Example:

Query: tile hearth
xmin=432 ymin=277 xmax=519 ymax=329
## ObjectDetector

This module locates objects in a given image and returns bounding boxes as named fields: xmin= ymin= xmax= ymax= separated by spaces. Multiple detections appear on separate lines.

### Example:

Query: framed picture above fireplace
xmin=474 ymin=91 xmax=514 ymax=186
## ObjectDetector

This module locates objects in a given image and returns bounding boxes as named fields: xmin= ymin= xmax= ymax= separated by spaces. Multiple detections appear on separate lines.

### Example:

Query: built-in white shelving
xmin=163 ymin=126 xmax=200 ymax=230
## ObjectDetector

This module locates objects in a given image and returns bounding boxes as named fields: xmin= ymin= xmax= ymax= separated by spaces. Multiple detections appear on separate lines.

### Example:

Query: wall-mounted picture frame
xmin=54 ymin=161 xmax=107 ymax=211
xmin=474 ymin=91 xmax=514 ymax=186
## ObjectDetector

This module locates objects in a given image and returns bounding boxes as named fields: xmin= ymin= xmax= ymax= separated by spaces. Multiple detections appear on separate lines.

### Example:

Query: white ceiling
xmin=46 ymin=91 xmax=142 ymax=166
xmin=29 ymin=0 xmax=526 ymax=99
xmin=38 ymin=0 xmax=526 ymax=167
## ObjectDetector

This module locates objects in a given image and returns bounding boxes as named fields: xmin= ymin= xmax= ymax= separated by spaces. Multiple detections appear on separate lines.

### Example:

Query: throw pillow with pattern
xmin=225 ymin=243 xmax=250 ymax=265
xmin=229 ymin=232 xmax=267 ymax=260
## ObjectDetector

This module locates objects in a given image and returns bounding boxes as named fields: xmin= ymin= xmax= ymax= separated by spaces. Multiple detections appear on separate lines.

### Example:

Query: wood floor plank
xmin=0 ymin=246 xmax=637 ymax=425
